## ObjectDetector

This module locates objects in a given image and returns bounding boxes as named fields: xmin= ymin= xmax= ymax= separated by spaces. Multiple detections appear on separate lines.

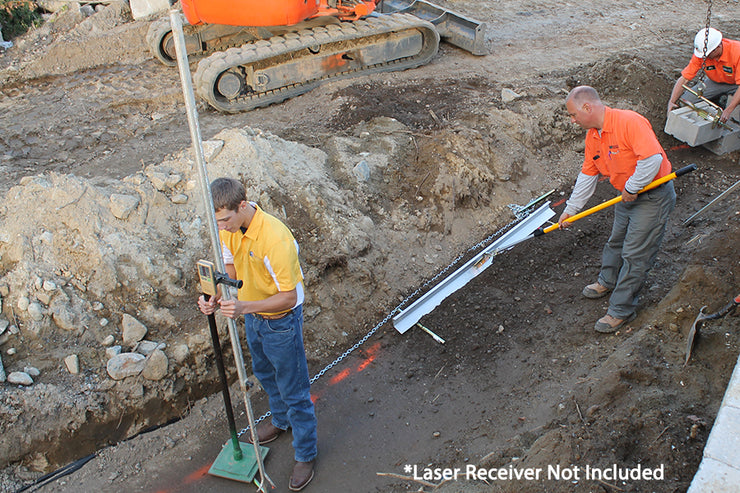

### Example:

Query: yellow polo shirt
xmin=219 ymin=204 xmax=304 ymax=313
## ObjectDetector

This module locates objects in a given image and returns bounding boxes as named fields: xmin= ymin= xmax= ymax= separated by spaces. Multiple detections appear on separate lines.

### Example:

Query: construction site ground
xmin=0 ymin=1 xmax=739 ymax=492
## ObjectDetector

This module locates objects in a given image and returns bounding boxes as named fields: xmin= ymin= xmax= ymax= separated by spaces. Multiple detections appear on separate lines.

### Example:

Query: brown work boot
xmin=582 ymin=282 xmax=611 ymax=299
xmin=289 ymin=459 xmax=315 ymax=491
xmin=245 ymin=421 xmax=284 ymax=445
xmin=594 ymin=313 xmax=637 ymax=333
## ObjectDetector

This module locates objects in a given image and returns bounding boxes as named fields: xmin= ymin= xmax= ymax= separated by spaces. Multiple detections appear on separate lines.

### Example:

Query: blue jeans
xmin=244 ymin=305 xmax=317 ymax=462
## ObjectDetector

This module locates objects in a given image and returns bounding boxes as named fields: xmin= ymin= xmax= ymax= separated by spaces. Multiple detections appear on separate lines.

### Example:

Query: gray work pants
xmin=683 ymin=78 xmax=738 ymax=106
xmin=597 ymin=181 xmax=676 ymax=319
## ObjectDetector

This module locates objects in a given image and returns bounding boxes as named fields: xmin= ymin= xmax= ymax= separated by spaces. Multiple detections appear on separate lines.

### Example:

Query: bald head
xmin=566 ymin=86 xmax=602 ymax=106
xmin=566 ymin=85 xmax=605 ymax=130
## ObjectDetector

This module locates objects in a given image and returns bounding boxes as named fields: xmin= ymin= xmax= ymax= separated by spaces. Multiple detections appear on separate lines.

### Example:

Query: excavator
xmin=146 ymin=0 xmax=486 ymax=113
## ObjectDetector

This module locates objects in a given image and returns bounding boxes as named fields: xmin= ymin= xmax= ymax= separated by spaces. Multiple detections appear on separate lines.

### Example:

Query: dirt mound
xmin=0 ymin=101 xmax=583 ymax=472
xmin=0 ymin=3 xmax=149 ymax=83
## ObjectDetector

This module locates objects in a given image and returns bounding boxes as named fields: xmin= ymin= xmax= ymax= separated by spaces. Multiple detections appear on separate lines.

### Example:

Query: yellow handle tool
xmin=535 ymin=164 xmax=697 ymax=236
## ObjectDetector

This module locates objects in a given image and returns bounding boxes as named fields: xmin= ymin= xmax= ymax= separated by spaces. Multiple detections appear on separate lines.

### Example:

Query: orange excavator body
xmin=180 ymin=0 xmax=377 ymax=27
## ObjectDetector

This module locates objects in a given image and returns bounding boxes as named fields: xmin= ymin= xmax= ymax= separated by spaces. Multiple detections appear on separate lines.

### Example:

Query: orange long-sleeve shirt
xmin=681 ymin=38 xmax=740 ymax=85
xmin=581 ymin=107 xmax=672 ymax=192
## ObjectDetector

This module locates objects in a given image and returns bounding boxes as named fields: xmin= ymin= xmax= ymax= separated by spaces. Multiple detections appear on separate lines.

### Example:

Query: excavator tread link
xmin=193 ymin=13 xmax=439 ymax=113
xmin=146 ymin=15 xmax=182 ymax=66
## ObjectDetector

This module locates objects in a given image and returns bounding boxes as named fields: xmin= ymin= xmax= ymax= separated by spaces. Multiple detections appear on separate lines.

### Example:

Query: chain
xmin=236 ymin=205 xmax=535 ymax=437
xmin=698 ymin=0 xmax=713 ymax=85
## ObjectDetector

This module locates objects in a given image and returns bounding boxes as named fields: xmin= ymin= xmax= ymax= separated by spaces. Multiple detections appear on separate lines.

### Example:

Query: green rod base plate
xmin=208 ymin=440 xmax=269 ymax=483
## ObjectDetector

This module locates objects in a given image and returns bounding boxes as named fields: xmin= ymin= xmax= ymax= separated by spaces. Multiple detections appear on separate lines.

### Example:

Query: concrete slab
xmin=665 ymin=102 xmax=740 ymax=153
xmin=688 ymin=350 xmax=740 ymax=493
xmin=703 ymin=405 xmax=740 ymax=466
xmin=703 ymin=129 xmax=740 ymax=155
xmin=687 ymin=457 xmax=740 ymax=493
xmin=723 ymin=356 xmax=740 ymax=409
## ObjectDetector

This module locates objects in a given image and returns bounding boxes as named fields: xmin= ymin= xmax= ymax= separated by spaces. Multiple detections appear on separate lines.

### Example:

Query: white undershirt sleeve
xmin=221 ymin=242 xmax=234 ymax=265
xmin=563 ymin=172 xmax=599 ymax=215
xmin=624 ymin=153 xmax=663 ymax=194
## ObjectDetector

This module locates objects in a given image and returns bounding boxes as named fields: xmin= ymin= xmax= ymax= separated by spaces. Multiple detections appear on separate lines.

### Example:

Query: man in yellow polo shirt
xmin=198 ymin=177 xmax=317 ymax=491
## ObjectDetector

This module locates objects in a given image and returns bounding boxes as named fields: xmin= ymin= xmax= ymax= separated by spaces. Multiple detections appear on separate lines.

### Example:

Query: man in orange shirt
xmin=667 ymin=27 xmax=740 ymax=123
xmin=560 ymin=86 xmax=676 ymax=333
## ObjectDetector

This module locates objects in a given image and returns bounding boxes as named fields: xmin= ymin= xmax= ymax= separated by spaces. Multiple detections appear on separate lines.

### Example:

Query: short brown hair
xmin=211 ymin=177 xmax=246 ymax=212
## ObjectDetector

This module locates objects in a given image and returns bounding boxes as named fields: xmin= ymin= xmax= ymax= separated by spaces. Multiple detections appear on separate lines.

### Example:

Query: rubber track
xmin=146 ymin=16 xmax=179 ymax=67
xmin=193 ymin=13 xmax=439 ymax=113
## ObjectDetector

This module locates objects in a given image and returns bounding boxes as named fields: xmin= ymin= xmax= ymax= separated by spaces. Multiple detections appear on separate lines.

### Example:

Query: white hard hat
xmin=694 ymin=27 xmax=722 ymax=58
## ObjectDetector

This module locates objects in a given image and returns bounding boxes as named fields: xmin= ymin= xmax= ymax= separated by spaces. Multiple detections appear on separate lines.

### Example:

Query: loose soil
xmin=0 ymin=1 xmax=738 ymax=493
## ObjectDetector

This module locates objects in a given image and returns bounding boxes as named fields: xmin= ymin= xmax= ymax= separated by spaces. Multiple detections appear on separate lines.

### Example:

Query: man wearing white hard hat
xmin=667 ymin=27 xmax=740 ymax=123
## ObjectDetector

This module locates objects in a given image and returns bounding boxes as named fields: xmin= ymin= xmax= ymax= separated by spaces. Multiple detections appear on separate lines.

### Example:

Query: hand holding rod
xmin=536 ymin=164 xmax=697 ymax=237
xmin=204 ymin=293 xmax=244 ymax=461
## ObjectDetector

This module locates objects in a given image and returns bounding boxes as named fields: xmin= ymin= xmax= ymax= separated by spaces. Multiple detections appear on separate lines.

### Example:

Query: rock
xmin=51 ymin=305 xmax=77 ymax=331
xmin=24 ymin=366 xmax=40 ymax=377
xmin=17 ymin=296 xmax=30 ymax=311
xmin=352 ymin=160 xmax=370 ymax=182
xmin=27 ymin=302 xmax=44 ymax=321
xmin=0 ymin=353 xmax=5 ymax=382
xmin=136 ymin=340 xmax=159 ymax=355
xmin=148 ymin=172 xmax=169 ymax=191
xmin=170 ymin=194 xmax=188 ymax=204
xmin=39 ymin=231 xmax=53 ymax=244
xmin=37 ymin=292 xmax=52 ymax=305
xmin=165 ymin=173 xmax=182 ymax=188
xmin=109 ymin=194 xmax=140 ymax=220
xmin=172 ymin=344 xmax=190 ymax=364
xmin=92 ymin=302 xmax=104 ymax=311
xmin=0 ymin=318 xmax=8 ymax=336
xmin=42 ymin=280 xmax=57 ymax=291
xmin=105 ymin=345 xmax=122 ymax=359
xmin=122 ymin=314 xmax=148 ymax=345
xmin=102 ymin=334 xmax=115 ymax=346
xmin=202 ymin=140 xmax=224 ymax=161
xmin=501 ymin=88 xmax=522 ymax=102
xmin=64 ymin=355 xmax=80 ymax=374
xmin=107 ymin=352 xmax=146 ymax=380
xmin=142 ymin=349 xmax=168 ymax=381
xmin=8 ymin=371 xmax=33 ymax=386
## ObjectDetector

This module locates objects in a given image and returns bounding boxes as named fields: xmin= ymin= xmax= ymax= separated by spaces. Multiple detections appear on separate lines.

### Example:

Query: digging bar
xmin=683 ymin=178 xmax=740 ymax=225
xmin=685 ymin=294 xmax=740 ymax=365
xmin=169 ymin=10 xmax=274 ymax=490
xmin=532 ymin=164 xmax=697 ymax=238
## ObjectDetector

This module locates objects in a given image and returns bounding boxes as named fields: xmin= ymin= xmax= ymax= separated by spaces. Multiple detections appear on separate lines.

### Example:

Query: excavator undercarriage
xmin=194 ymin=14 xmax=439 ymax=113
xmin=146 ymin=0 xmax=486 ymax=113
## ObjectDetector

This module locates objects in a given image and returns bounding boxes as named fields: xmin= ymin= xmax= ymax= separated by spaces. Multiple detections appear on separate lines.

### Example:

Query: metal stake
xmin=168 ymin=10 xmax=274 ymax=491
xmin=684 ymin=179 xmax=740 ymax=225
